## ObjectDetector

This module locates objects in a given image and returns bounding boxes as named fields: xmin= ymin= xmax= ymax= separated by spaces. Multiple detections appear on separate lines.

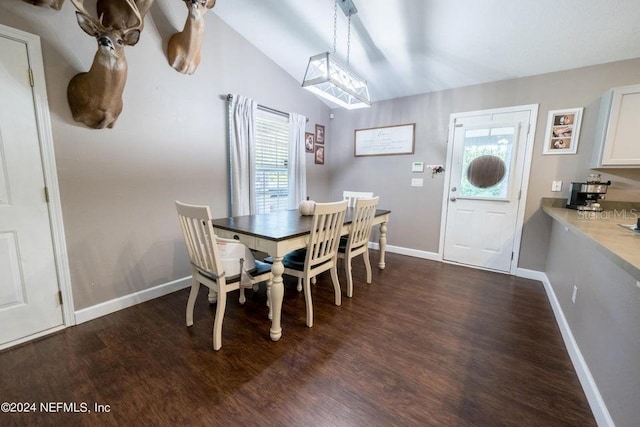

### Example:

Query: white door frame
xmin=438 ymin=104 xmax=539 ymax=274
xmin=0 ymin=24 xmax=75 ymax=345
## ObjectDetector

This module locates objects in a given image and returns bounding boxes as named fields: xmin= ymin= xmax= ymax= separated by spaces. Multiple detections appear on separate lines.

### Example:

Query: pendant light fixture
xmin=302 ymin=0 xmax=371 ymax=109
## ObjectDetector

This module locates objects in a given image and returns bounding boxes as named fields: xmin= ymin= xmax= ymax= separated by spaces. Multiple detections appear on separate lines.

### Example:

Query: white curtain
xmin=229 ymin=95 xmax=257 ymax=216
xmin=288 ymin=112 xmax=308 ymax=209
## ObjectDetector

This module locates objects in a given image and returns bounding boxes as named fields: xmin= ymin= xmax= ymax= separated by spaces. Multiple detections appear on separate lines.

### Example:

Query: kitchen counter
xmin=543 ymin=205 xmax=640 ymax=281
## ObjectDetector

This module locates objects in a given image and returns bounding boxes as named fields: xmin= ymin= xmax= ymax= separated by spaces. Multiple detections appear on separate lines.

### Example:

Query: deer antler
xmin=21 ymin=0 xmax=65 ymax=10
xmin=69 ymin=0 xmax=101 ymax=27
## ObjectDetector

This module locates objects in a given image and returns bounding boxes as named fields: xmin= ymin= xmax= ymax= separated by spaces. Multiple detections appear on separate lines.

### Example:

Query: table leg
xmin=269 ymin=256 xmax=284 ymax=341
xmin=378 ymin=222 xmax=387 ymax=269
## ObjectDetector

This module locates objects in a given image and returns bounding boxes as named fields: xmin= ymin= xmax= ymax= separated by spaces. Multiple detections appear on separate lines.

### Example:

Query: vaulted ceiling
xmin=214 ymin=0 xmax=640 ymax=105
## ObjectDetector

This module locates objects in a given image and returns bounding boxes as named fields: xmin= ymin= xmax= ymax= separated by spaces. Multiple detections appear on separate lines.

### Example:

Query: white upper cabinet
xmin=592 ymin=84 xmax=640 ymax=167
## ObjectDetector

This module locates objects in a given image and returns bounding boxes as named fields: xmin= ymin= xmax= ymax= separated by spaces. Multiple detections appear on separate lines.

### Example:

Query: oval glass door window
xmin=467 ymin=155 xmax=506 ymax=188
xmin=458 ymin=125 xmax=518 ymax=200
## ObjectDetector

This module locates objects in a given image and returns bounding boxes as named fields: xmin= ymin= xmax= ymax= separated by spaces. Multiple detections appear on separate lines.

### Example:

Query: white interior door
xmin=0 ymin=34 xmax=64 ymax=346
xmin=442 ymin=106 xmax=537 ymax=273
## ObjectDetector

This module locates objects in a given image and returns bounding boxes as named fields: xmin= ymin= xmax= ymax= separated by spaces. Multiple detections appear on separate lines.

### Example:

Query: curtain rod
xmin=226 ymin=94 xmax=308 ymax=122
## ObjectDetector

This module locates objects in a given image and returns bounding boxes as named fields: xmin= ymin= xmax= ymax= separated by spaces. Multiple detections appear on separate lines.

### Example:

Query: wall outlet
xmin=411 ymin=178 xmax=424 ymax=187
xmin=571 ymin=285 xmax=578 ymax=304
xmin=552 ymin=180 xmax=562 ymax=192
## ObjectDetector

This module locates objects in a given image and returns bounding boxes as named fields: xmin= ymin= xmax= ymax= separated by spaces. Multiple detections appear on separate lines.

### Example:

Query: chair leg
xmin=207 ymin=289 xmax=218 ymax=304
xmin=302 ymin=277 xmax=313 ymax=327
xmin=212 ymin=289 xmax=228 ymax=351
xmin=297 ymin=277 xmax=302 ymax=292
xmin=330 ymin=266 xmax=342 ymax=306
xmin=186 ymin=278 xmax=200 ymax=327
xmin=239 ymin=286 xmax=246 ymax=305
xmin=345 ymin=256 xmax=354 ymax=298
xmin=363 ymin=249 xmax=372 ymax=284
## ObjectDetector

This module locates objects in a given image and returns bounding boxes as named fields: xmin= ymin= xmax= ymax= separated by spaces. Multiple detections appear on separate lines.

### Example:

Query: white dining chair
xmin=175 ymin=201 xmax=272 ymax=350
xmin=338 ymin=197 xmax=379 ymax=298
xmin=343 ymin=190 xmax=374 ymax=207
xmin=280 ymin=200 xmax=348 ymax=327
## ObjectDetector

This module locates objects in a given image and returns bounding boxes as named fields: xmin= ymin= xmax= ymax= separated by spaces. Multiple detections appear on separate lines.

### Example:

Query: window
xmin=255 ymin=109 xmax=290 ymax=213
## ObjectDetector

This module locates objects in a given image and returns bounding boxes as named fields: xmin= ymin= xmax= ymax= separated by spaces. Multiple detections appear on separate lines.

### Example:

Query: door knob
xmin=450 ymin=196 xmax=457 ymax=202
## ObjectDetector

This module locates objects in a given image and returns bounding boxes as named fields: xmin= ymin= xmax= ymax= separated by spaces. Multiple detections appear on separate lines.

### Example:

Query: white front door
xmin=0 ymin=34 xmax=64 ymax=346
xmin=442 ymin=105 xmax=538 ymax=273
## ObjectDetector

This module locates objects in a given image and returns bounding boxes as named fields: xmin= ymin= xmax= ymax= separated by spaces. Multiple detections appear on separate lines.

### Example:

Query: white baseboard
xmin=516 ymin=268 xmax=614 ymax=427
xmin=369 ymin=242 xmax=440 ymax=261
xmin=74 ymin=276 xmax=192 ymax=325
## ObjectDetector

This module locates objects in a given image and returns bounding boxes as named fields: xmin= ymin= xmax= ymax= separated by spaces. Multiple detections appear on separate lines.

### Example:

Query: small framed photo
xmin=305 ymin=132 xmax=314 ymax=153
xmin=542 ymin=108 xmax=583 ymax=155
xmin=314 ymin=144 xmax=324 ymax=165
xmin=315 ymin=124 xmax=325 ymax=144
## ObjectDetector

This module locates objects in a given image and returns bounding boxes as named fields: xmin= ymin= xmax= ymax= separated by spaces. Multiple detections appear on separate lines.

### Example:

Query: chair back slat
xmin=347 ymin=197 xmax=379 ymax=251
xmin=307 ymin=200 xmax=348 ymax=268
xmin=175 ymin=201 xmax=223 ymax=278
xmin=343 ymin=190 xmax=374 ymax=208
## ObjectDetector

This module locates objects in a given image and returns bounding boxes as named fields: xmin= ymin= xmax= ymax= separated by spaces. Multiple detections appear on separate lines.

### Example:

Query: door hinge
xmin=527 ymin=123 xmax=530 ymax=134
xmin=28 ymin=68 xmax=34 ymax=87
xmin=518 ymin=190 xmax=522 ymax=201
xmin=44 ymin=186 xmax=50 ymax=203
xmin=511 ymin=252 xmax=514 ymax=260
xmin=58 ymin=290 xmax=63 ymax=305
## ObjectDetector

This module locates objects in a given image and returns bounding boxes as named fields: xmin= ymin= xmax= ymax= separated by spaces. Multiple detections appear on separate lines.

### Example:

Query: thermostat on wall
xmin=412 ymin=162 xmax=424 ymax=172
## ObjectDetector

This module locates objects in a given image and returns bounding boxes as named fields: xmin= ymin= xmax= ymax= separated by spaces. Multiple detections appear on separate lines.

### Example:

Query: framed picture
xmin=314 ymin=144 xmax=325 ymax=165
xmin=354 ymin=123 xmax=415 ymax=156
xmin=305 ymin=132 xmax=314 ymax=153
xmin=315 ymin=124 xmax=325 ymax=144
xmin=542 ymin=108 xmax=583 ymax=155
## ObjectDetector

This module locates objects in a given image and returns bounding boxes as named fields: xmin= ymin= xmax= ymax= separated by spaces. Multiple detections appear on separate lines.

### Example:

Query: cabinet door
xmin=600 ymin=84 xmax=640 ymax=166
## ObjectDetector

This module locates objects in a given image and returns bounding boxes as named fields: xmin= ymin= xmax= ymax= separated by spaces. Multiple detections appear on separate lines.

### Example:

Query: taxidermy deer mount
xmin=21 ymin=0 xmax=65 ymax=10
xmin=167 ymin=0 xmax=216 ymax=75
xmin=67 ymin=0 xmax=153 ymax=129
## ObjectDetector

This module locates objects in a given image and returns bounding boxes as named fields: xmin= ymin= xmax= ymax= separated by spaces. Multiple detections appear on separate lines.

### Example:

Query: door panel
xmin=443 ymin=108 xmax=534 ymax=272
xmin=0 ymin=35 xmax=63 ymax=345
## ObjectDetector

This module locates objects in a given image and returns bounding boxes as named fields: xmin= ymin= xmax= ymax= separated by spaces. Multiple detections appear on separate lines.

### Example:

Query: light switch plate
xmin=411 ymin=178 xmax=424 ymax=187
xmin=552 ymin=180 xmax=562 ymax=192
xmin=412 ymin=162 xmax=424 ymax=173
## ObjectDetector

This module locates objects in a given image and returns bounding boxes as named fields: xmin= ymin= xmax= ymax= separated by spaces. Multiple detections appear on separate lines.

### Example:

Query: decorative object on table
xmin=301 ymin=0 xmax=370 ymax=109
xmin=314 ymin=144 xmax=325 ymax=165
xmin=542 ymin=107 xmax=583 ymax=155
xmin=305 ymin=132 xmax=315 ymax=153
xmin=315 ymin=124 xmax=325 ymax=144
xmin=354 ymin=123 xmax=415 ymax=157
xmin=67 ymin=0 xmax=150 ymax=129
xmin=21 ymin=0 xmax=65 ymax=9
xmin=167 ymin=0 xmax=216 ymax=74
xmin=298 ymin=197 xmax=316 ymax=216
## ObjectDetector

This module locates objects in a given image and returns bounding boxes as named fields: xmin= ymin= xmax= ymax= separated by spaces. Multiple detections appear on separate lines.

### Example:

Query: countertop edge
xmin=542 ymin=206 xmax=640 ymax=282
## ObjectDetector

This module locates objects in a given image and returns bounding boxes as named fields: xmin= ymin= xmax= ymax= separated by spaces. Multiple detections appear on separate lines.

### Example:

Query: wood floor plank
xmin=0 ymin=252 xmax=596 ymax=426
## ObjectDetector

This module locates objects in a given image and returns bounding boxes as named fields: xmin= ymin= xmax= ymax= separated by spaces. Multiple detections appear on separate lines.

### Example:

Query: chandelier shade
xmin=302 ymin=52 xmax=371 ymax=110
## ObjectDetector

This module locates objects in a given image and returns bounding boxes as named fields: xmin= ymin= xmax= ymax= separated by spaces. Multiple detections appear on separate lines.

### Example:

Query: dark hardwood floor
xmin=1 ymin=252 xmax=595 ymax=426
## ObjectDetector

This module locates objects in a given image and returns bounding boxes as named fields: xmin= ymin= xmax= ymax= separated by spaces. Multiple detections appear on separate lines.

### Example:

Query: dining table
xmin=211 ymin=207 xmax=391 ymax=342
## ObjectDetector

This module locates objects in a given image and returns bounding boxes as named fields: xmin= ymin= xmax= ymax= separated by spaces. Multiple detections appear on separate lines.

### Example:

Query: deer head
xmin=67 ymin=0 xmax=142 ymax=129
xmin=21 ymin=0 xmax=65 ymax=10
xmin=167 ymin=0 xmax=216 ymax=75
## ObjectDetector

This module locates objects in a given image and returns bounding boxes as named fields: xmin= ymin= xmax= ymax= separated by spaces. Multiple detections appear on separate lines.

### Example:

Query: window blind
xmin=255 ymin=109 xmax=290 ymax=213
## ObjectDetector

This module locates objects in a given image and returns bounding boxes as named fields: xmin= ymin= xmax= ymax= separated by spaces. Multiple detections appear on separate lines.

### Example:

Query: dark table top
xmin=211 ymin=208 xmax=391 ymax=242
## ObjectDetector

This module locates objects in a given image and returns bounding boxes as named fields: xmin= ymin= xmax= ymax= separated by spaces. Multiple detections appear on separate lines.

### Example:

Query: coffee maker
xmin=566 ymin=174 xmax=611 ymax=211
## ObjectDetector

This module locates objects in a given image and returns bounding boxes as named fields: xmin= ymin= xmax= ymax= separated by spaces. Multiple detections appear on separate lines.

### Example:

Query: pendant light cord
xmin=333 ymin=0 xmax=338 ymax=54
xmin=347 ymin=13 xmax=351 ymax=65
